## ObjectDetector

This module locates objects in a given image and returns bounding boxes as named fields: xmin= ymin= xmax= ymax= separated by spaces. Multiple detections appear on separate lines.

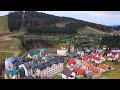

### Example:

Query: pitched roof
xmin=97 ymin=52 xmax=103 ymax=57
xmin=37 ymin=57 xmax=64 ymax=70
xmin=82 ymin=55 xmax=90 ymax=61
xmin=67 ymin=58 xmax=76 ymax=65
xmin=90 ymin=67 xmax=98 ymax=73
xmin=111 ymin=52 xmax=118 ymax=55
xmin=88 ymin=64 xmax=94 ymax=69
xmin=91 ymin=52 xmax=97 ymax=55
xmin=108 ymin=56 xmax=114 ymax=58
xmin=5 ymin=56 xmax=23 ymax=66
xmin=91 ymin=56 xmax=100 ymax=61
xmin=82 ymin=61 xmax=90 ymax=67
xmin=98 ymin=64 xmax=108 ymax=70
xmin=61 ymin=67 xmax=72 ymax=77
xmin=4 ymin=69 xmax=20 ymax=76
xmin=108 ymin=51 xmax=118 ymax=55
xmin=86 ymin=71 xmax=94 ymax=78
xmin=73 ymin=67 xmax=85 ymax=75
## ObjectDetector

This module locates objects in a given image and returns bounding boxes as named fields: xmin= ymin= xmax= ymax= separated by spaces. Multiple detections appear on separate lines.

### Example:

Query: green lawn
xmin=0 ymin=16 xmax=8 ymax=33
xmin=52 ymin=75 xmax=62 ymax=79
xmin=0 ymin=52 xmax=14 ymax=62
xmin=96 ymin=60 xmax=120 ymax=79
xmin=77 ymin=26 xmax=107 ymax=34
xmin=63 ymin=61 xmax=67 ymax=68
xmin=76 ymin=75 xmax=87 ymax=79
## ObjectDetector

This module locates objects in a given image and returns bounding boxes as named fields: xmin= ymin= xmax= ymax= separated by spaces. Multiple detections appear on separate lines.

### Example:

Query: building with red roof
xmin=98 ymin=64 xmax=108 ymax=73
xmin=73 ymin=67 xmax=85 ymax=75
xmin=67 ymin=58 xmax=76 ymax=68
xmin=90 ymin=55 xmax=105 ymax=64
xmin=82 ymin=61 xmax=90 ymax=70
xmin=89 ymin=66 xmax=99 ymax=73
xmin=88 ymin=65 xmax=101 ymax=77
xmin=81 ymin=55 xmax=90 ymax=62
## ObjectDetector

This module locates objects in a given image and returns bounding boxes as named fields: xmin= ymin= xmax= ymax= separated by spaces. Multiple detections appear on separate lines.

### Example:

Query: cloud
xmin=88 ymin=11 xmax=120 ymax=17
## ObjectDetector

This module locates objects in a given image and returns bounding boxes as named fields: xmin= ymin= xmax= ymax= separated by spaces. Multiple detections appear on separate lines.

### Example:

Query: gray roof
xmin=36 ymin=57 xmax=64 ymax=70
xmin=5 ymin=56 xmax=23 ymax=66
xmin=61 ymin=67 xmax=72 ymax=77
xmin=86 ymin=71 xmax=94 ymax=79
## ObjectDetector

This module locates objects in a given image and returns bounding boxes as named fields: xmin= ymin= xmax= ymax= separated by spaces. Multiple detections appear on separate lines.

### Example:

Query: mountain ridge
xmin=1 ymin=11 xmax=120 ymax=34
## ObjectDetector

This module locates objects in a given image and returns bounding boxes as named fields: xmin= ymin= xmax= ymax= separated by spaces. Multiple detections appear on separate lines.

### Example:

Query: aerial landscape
xmin=0 ymin=11 xmax=120 ymax=79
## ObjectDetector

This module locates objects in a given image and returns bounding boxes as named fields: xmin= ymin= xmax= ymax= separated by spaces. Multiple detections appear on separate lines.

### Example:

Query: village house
xmin=88 ymin=64 xmax=101 ymax=77
xmin=73 ymin=66 xmax=85 ymax=76
xmin=23 ymin=61 xmax=34 ymax=76
xmin=27 ymin=49 xmax=44 ymax=60
xmin=111 ymin=48 xmax=120 ymax=52
xmin=98 ymin=64 xmax=108 ymax=73
xmin=66 ymin=57 xmax=76 ymax=68
xmin=34 ymin=57 xmax=64 ymax=78
xmin=61 ymin=67 xmax=76 ymax=79
xmin=57 ymin=48 xmax=68 ymax=56
xmin=5 ymin=56 xmax=23 ymax=71
xmin=81 ymin=55 xmax=91 ymax=62
xmin=90 ymin=52 xmax=105 ymax=64
xmin=4 ymin=68 xmax=24 ymax=79
xmin=75 ymin=59 xmax=82 ymax=67
xmin=81 ymin=61 xmax=101 ymax=78
xmin=107 ymin=51 xmax=119 ymax=61
xmin=60 ymin=44 xmax=74 ymax=52
xmin=85 ymin=71 xmax=94 ymax=79
xmin=76 ymin=50 xmax=84 ymax=57
xmin=82 ymin=61 xmax=90 ymax=71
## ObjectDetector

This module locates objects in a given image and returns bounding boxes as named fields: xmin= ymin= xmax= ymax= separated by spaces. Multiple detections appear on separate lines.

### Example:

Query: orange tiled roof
xmin=98 ymin=64 xmax=107 ymax=70
xmin=82 ymin=61 xmax=90 ymax=67
xmin=90 ymin=67 xmax=99 ymax=73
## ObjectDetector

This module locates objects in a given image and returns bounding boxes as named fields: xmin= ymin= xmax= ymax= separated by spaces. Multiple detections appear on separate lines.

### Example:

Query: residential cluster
xmin=1 ymin=45 xmax=120 ymax=79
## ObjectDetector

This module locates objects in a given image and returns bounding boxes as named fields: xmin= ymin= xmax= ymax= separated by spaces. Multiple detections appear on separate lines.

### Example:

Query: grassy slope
xmin=0 ymin=52 xmax=14 ymax=62
xmin=96 ymin=59 xmax=120 ymax=79
xmin=77 ymin=26 xmax=108 ymax=34
xmin=0 ymin=16 xmax=8 ymax=33
xmin=0 ymin=16 xmax=24 ymax=62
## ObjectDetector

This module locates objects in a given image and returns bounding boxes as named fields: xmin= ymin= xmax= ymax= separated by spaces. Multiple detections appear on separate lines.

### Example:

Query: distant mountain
xmin=7 ymin=11 xmax=116 ymax=35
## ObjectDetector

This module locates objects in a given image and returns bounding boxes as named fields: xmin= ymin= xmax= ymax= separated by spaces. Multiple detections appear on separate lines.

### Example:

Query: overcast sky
xmin=0 ymin=11 xmax=120 ymax=26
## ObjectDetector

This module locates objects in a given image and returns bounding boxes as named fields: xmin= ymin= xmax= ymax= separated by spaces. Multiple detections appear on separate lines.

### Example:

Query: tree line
xmin=100 ymin=35 xmax=120 ymax=48
xmin=8 ymin=11 xmax=116 ymax=34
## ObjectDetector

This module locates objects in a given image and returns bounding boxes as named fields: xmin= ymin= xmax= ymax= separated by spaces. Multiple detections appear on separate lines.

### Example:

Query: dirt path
xmin=0 ymin=33 xmax=22 ymax=56
xmin=0 ymin=34 xmax=12 ymax=41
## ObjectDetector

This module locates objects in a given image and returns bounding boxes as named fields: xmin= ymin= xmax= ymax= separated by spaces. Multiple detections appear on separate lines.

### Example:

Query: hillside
xmin=0 ymin=16 xmax=8 ymax=33
xmin=0 ymin=16 xmax=24 ymax=62
xmin=8 ymin=11 xmax=113 ymax=34
xmin=77 ymin=26 xmax=107 ymax=34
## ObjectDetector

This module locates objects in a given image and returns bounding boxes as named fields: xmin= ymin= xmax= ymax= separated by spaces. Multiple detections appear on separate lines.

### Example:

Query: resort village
xmin=1 ymin=44 xmax=120 ymax=79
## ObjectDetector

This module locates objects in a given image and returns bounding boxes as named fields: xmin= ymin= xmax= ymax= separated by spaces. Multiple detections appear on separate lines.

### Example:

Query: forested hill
xmin=8 ymin=11 xmax=114 ymax=34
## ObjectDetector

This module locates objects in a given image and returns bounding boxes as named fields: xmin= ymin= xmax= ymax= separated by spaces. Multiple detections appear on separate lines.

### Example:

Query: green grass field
xmin=77 ymin=26 xmax=107 ymax=34
xmin=96 ymin=60 xmax=120 ymax=79
xmin=0 ymin=52 xmax=14 ymax=62
xmin=52 ymin=75 xmax=62 ymax=79
xmin=0 ymin=16 xmax=8 ymax=33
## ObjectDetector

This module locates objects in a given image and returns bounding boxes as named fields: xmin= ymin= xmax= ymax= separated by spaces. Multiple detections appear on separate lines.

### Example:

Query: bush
xmin=108 ymin=66 xmax=111 ymax=69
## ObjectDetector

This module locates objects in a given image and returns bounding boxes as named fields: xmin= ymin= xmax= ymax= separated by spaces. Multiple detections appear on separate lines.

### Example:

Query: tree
xmin=114 ymin=60 xmax=119 ymax=65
